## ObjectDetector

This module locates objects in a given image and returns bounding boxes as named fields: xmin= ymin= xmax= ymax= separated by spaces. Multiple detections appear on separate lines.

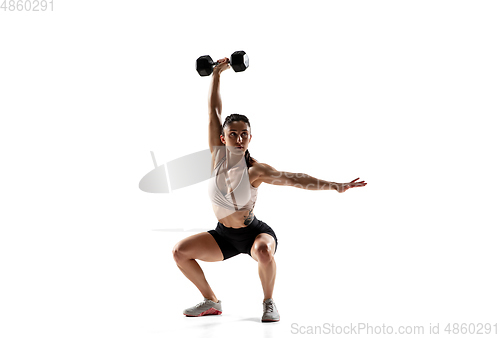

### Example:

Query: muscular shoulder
xmin=249 ymin=162 xmax=276 ymax=175
xmin=249 ymin=162 xmax=298 ymax=187
xmin=248 ymin=162 xmax=278 ymax=187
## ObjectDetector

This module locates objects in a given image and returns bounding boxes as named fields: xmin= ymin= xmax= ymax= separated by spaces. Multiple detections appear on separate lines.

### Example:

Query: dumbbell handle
xmin=212 ymin=59 xmax=230 ymax=66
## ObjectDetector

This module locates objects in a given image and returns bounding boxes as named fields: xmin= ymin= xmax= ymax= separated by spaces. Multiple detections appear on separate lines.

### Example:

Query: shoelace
xmin=263 ymin=301 xmax=274 ymax=313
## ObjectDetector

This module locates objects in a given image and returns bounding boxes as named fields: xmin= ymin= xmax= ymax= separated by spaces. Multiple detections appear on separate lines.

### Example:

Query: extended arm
xmin=257 ymin=163 xmax=367 ymax=193
xmin=209 ymin=71 xmax=222 ymax=115
xmin=208 ymin=58 xmax=230 ymax=152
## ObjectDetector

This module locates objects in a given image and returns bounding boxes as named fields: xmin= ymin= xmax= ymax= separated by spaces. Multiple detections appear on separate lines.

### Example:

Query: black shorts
xmin=208 ymin=216 xmax=278 ymax=260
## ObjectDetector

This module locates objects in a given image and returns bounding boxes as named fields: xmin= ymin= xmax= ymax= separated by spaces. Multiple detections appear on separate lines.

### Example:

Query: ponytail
xmin=245 ymin=149 xmax=257 ymax=168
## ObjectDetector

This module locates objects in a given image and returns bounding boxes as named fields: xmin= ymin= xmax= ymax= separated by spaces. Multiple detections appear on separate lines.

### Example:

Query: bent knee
xmin=172 ymin=242 xmax=189 ymax=262
xmin=254 ymin=243 xmax=273 ymax=263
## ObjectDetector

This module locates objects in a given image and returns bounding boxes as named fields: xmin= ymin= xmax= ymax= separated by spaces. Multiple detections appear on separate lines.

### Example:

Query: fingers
xmin=350 ymin=178 xmax=367 ymax=185
xmin=215 ymin=58 xmax=231 ymax=72
xmin=348 ymin=179 xmax=367 ymax=188
xmin=214 ymin=58 xmax=231 ymax=73
xmin=339 ymin=178 xmax=367 ymax=192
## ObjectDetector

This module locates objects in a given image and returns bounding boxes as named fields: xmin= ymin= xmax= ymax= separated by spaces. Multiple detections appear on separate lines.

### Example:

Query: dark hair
xmin=221 ymin=113 xmax=257 ymax=168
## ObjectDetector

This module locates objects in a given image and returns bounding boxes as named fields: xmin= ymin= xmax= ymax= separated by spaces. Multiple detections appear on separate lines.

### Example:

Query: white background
xmin=1 ymin=1 xmax=499 ymax=337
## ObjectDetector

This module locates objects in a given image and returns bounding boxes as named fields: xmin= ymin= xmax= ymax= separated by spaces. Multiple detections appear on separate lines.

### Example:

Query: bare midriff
xmin=215 ymin=207 xmax=255 ymax=228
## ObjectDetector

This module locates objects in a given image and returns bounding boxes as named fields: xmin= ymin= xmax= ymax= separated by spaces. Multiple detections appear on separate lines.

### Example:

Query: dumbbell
xmin=196 ymin=51 xmax=249 ymax=76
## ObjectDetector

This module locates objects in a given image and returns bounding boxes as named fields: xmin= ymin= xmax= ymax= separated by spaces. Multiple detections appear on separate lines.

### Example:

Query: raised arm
xmin=255 ymin=163 xmax=367 ymax=193
xmin=208 ymin=57 xmax=230 ymax=153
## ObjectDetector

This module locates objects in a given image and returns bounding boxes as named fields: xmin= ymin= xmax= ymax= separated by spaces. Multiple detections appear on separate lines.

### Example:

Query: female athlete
xmin=172 ymin=57 xmax=367 ymax=322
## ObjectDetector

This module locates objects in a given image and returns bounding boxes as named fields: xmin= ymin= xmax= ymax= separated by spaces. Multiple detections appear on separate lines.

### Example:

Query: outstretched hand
xmin=335 ymin=178 xmax=367 ymax=193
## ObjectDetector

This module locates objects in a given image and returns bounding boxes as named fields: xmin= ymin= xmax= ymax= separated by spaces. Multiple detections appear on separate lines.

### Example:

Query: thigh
xmin=173 ymin=232 xmax=224 ymax=262
xmin=208 ymin=230 xmax=241 ymax=261
xmin=250 ymin=233 xmax=277 ymax=262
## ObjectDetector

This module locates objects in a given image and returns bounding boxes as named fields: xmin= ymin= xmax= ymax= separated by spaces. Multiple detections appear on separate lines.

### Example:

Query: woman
xmin=172 ymin=57 xmax=367 ymax=322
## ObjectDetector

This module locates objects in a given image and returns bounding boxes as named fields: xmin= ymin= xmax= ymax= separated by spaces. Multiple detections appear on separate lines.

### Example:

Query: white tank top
xmin=207 ymin=146 xmax=258 ymax=218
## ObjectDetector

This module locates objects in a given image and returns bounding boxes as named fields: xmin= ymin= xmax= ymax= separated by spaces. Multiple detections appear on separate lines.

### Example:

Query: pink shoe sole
xmin=184 ymin=307 xmax=222 ymax=317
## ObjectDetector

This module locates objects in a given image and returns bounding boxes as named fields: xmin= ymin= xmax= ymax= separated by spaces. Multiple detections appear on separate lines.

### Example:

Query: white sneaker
xmin=183 ymin=298 xmax=222 ymax=317
xmin=262 ymin=298 xmax=280 ymax=322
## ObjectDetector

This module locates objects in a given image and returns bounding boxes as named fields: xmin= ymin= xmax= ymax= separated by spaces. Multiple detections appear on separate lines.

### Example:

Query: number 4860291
xmin=1 ymin=0 xmax=54 ymax=11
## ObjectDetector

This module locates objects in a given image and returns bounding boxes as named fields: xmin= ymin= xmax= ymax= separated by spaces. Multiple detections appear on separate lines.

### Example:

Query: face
xmin=220 ymin=121 xmax=252 ymax=154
